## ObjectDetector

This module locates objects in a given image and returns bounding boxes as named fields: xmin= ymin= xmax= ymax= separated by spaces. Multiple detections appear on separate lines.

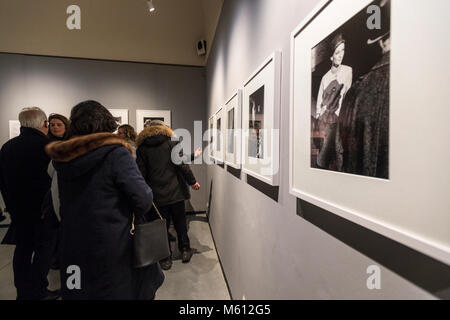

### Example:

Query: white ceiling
xmin=0 ymin=0 xmax=223 ymax=66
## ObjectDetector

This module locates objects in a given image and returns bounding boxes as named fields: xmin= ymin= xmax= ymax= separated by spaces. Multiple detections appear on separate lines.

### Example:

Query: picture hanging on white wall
xmin=214 ymin=107 xmax=224 ymax=163
xmin=224 ymin=90 xmax=242 ymax=169
xmin=136 ymin=109 xmax=171 ymax=133
xmin=290 ymin=0 xmax=450 ymax=265
xmin=9 ymin=120 xmax=21 ymax=139
xmin=208 ymin=115 xmax=215 ymax=160
xmin=309 ymin=0 xmax=390 ymax=179
xmin=242 ymin=51 xmax=281 ymax=186
xmin=108 ymin=109 xmax=129 ymax=129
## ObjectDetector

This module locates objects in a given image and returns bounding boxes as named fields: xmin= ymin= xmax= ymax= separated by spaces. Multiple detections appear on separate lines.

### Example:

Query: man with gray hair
xmin=0 ymin=107 xmax=58 ymax=300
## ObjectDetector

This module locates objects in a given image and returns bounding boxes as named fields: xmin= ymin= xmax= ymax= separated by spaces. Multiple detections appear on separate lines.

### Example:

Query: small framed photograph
xmin=9 ymin=120 xmax=21 ymax=139
xmin=9 ymin=120 xmax=20 ymax=139
xmin=242 ymin=51 xmax=281 ymax=186
xmin=136 ymin=109 xmax=171 ymax=133
xmin=214 ymin=107 xmax=224 ymax=163
xmin=108 ymin=109 xmax=129 ymax=133
xmin=208 ymin=115 xmax=215 ymax=160
xmin=224 ymin=90 xmax=242 ymax=169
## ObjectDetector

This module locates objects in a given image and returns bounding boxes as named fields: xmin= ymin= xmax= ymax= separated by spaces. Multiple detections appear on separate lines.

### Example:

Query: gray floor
xmin=0 ymin=212 xmax=230 ymax=300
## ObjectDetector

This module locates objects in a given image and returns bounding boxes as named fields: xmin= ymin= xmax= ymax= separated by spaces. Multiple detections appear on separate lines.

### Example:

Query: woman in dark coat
xmin=136 ymin=120 xmax=200 ymax=271
xmin=45 ymin=100 xmax=164 ymax=300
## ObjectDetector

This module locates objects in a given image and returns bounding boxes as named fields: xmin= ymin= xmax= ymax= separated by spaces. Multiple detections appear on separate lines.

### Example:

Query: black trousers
xmin=159 ymin=201 xmax=190 ymax=253
xmin=13 ymin=214 xmax=58 ymax=300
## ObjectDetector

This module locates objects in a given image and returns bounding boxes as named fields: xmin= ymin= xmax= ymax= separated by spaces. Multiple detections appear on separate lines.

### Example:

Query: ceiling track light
xmin=147 ymin=0 xmax=156 ymax=13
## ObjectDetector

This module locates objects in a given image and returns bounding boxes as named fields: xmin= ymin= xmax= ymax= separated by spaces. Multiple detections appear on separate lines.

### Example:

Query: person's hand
xmin=191 ymin=182 xmax=200 ymax=190
xmin=194 ymin=147 xmax=203 ymax=158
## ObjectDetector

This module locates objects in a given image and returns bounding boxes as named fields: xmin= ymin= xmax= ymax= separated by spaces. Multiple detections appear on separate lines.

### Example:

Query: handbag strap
xmin=130 ymin=202 xmax=163 ymax=235
xmin=152 ymin=202 xmax=163 ymax=220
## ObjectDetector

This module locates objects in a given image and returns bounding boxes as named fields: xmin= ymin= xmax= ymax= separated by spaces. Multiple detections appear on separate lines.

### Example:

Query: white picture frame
xmin=224 ymin=90 xmax=242 ymax=169
xmin=241 ymin=51 xmax=281 ymax=186
xmin=108 ymin=109 xmax=129 ymax=133
xmin=136 ymin=109 xmax=171 ymax=133
xmin=214 ymin=107 xmax=225 ymax=163
xmin=289 ymin=0 xmax=450 ymax=265
xmin=9 ymin=120 xmax=21 ymax=139
xmin=208 ymin=115 xmax=215 ymax=160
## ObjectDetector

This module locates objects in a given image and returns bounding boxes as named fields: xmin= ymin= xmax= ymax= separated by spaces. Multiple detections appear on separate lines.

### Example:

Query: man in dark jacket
xmin=337 ymin=0 xmax=390 ymax=179
xmin=0 ymin=107 xmax=58 ymax=300
xmin=136 ymin=120 xmax=200 ymax=270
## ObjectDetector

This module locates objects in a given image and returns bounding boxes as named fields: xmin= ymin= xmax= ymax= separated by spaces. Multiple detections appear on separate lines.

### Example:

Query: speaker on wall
xmin=197 ymin=40 xmax=207 ymax=56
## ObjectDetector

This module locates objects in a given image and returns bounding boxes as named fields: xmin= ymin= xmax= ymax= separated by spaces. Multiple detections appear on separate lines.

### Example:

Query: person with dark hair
xmin=45 ymin=100 xmax=164 ymax=300
xmin=314 ymin=33 xmax=353 ymax=170
xmin=48 ymin=113 xmax=70 ymax=141
xmin=136 ymin=120 xmax=200 ymax=271
xmin=0 ymin=107 xmax=59 ymax=300
xmin=69 ymin=100 xmax=118 ymax=136
xmin=45 ymin=114 xmax=70 ymax=271
xmin=117 ymin=124 xmax=137 ymax=156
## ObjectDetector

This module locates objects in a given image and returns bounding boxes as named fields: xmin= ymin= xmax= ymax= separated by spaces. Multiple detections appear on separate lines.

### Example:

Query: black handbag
xmin=130 ymin=203 xmax=171 ymax=268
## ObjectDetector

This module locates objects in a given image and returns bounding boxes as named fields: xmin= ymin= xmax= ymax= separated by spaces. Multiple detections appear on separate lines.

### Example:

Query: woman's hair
xmin=330 ymin=33 xmax=345 ymax=54
xmin=118 ymin=124 xmax=137 ymax=142
xmin=70 ymin=100 xmax=117 ymax=136
xmin=48 ymin=113 xmax=71 ymax=140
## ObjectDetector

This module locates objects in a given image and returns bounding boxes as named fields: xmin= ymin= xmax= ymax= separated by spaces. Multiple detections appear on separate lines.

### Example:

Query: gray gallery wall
xmin=0 ymin=53 xmax=207 ymax=211
xmin=205 ymin=0 xmax=446 ymax=299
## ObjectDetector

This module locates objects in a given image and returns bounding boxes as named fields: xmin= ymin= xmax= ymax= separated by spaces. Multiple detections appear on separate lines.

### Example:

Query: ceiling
xmin=0 ymin=0 xmax=223 ymax=66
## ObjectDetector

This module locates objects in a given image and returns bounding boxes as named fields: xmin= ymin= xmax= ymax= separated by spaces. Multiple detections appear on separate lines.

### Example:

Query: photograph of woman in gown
xmin=310 ymin=0 xmax=390 ymax=179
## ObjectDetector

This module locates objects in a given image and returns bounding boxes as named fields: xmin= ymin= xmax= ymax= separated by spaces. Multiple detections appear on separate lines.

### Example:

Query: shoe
xmin=159 ymin=257 xmax=172 ymax=270
xmin=39 ymin=289 xmax=60 ymax=300
xmin=168 ymin=232 xmax=176 ymax=242
xmin=181 ymin=249 xmax=194 ymax=263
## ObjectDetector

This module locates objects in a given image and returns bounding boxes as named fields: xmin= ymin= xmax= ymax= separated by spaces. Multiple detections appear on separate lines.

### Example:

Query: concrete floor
xmin=0 ymin=212 xmax=230 ymax=300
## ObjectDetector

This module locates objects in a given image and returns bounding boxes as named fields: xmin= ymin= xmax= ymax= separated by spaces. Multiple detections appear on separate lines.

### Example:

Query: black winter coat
xmin=338 ymin=52 xmax=390 ymax=179
xmin=46 ymin=133 xmax=164 ymax=300
xmin=0 ymin=127 xmax=51 ymax=224
xmin=136 ymin=125 xmax=197 ymax=207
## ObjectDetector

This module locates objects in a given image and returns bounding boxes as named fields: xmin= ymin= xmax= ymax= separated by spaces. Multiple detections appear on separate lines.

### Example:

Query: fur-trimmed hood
xmin=136 ymin=125 xmax=175 ymax=147
xmin=46 ymin=133 xmax=134 ymax=180
xmin=46 ymin=132 xmax=133 ymax=162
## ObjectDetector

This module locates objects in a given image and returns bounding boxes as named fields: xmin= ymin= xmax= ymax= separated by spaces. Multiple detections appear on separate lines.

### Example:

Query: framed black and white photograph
xmin=136 ymin=109 xmax=171 ymax=133
xmin=290 ymin=0 xmax=450 ymax=265
xmin=108 ymin=109 xmax=129 ymax=133
xmin=309 ymin=1 xmax=390 ymax=179
xmin=208 ymin=115 xmax=215 ymax=160
xmin=224 ymin=90 xmax=242 ymax=169
xmin=242 ymin=51 xmax=281 ymax=186
xmin=214 ymin=107 xmax=224 ymax=163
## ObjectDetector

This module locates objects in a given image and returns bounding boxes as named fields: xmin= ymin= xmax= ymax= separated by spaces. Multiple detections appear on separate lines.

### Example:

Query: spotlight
xmin=147 ymin=0 xmax=156 ymax=13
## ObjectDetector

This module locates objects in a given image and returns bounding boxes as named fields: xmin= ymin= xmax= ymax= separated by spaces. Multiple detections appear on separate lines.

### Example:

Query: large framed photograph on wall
xmin=136 ymin=109 xmax=171 ymax=133
xmin=242 ymin=51 xmax=281 ymax=186
xmin=290 ymin=0 xmax=450 ymax=264
xmin=214 ymin=107 xmax=224 ymax=163
xmin=224 ymin=90 xmax=242 ymax=169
